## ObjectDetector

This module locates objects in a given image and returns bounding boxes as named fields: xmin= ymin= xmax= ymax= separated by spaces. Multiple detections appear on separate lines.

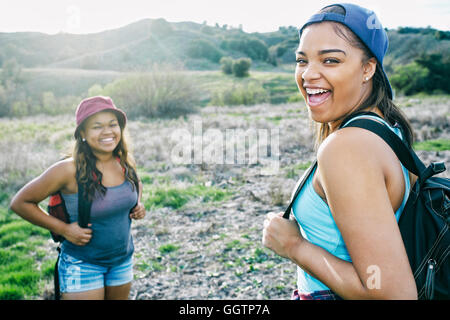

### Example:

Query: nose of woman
xmin=300 ymin=62 xmax=321 ymax=83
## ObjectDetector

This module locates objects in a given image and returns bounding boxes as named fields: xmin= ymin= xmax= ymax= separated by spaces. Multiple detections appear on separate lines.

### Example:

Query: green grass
xmin=413 ymin=139 xmax=450 ymax=151
xmin=137 ymin=259 xmax=164 ymax=272
xmin=144 ymin=184 xmax=233 ymax=209
xmin=0 ymin=220 xmax=48 ymax=247
xmin=0 ymin=208 xmax=56 ymax=299
xmin=285 ymin=161 xmax=312 ymax=179
xmin=159 ymin=243 xmax=180 ymax=254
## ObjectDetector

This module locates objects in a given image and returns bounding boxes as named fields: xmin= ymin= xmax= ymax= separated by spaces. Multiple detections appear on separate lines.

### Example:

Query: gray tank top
xmin=61 ymin=180 xmax=138 ymax=267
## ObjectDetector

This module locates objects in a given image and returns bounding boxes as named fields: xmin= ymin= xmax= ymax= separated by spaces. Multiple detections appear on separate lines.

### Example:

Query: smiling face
xmin=80 ymin=111 xmax=122 ymax=156
xmin=295 ymin=22 xmax=376 ymax=130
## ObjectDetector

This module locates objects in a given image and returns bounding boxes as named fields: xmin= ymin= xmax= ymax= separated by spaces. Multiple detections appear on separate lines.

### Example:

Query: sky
xmin=0 ymin=0 xmax=448 ymax=35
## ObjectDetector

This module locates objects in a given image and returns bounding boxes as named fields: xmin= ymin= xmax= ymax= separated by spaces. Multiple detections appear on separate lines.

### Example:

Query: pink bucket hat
xmin=74 ymin=96 xmax=127 ymax=138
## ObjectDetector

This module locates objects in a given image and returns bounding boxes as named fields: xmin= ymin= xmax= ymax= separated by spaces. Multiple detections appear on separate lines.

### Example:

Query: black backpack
xmin=284 ymin=112 xmax=449 ymax=300
xmin=47 ymin=182 xmax=92 ymax=243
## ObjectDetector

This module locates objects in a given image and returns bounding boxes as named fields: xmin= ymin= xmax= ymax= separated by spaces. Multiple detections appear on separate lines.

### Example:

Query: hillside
xmin=0 ymin=18 xmax=449 ymax=72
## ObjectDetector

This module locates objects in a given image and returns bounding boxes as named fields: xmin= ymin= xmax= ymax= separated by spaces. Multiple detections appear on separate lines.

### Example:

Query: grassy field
xmin=0 ymin=94 xmax=448 ymax=299
xmin=20 ymin=68 xmax=300 ymax=106
xmin=188 ymin=70 xmax=299 ymax=105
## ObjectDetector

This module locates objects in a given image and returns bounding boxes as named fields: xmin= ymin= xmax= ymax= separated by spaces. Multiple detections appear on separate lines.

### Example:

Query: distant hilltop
xmin=0 ymin=18 xmax=449 ymax=72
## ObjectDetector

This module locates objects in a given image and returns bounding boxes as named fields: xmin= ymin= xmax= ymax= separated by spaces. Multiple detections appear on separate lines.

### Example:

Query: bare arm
xmin=9 ymin=160 xmax=92 ymax=245
xmin=263 ymin=212 xmax=371 ymax=298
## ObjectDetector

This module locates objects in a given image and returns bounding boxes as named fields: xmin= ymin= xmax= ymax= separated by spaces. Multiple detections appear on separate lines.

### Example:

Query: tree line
xmin=0 ymin=51 xmax=449 ymax=118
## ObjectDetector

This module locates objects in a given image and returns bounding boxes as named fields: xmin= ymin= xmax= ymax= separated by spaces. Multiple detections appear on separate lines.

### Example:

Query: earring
xmin=82 ymin=138 xmax=86 ymax=142
xmin=365 ymin=77 xmax=369 ymax=81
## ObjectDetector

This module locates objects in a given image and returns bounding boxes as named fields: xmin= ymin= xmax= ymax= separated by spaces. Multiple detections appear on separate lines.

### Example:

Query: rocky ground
xmin=39 ymin=97 xmax=449 ymax=299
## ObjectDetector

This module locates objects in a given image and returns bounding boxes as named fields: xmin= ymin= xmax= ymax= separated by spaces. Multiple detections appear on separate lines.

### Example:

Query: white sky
xmin=0 ymin=0 xmax=448 ymax=35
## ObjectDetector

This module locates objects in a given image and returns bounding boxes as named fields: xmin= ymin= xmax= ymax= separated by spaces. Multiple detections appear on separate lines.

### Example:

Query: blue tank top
xmin=61 ymin=180 xmax=138 ymax=267
xmin=292 ymin=115 xmax=411 ymax=293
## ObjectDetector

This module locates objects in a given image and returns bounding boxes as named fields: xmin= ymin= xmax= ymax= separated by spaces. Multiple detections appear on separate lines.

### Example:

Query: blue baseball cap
xmin=299 ymin=3 xmax=393 ymax=99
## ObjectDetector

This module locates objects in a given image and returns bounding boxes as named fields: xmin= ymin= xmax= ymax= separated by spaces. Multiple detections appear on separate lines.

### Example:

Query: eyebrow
xmin=296 ymin=49 xmax=347 ymax=56
xmin=93 ymin=119 xmax=118 ymax=125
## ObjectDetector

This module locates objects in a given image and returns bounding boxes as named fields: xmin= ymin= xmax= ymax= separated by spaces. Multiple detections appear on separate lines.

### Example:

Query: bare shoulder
xmin=41 ymin=157 xmax=76 ymax=189
xmin=49 ymin=157 xmax=76 ymax=177
xmin=11 ymin=158 xmax=77 ymax=204
xmin=317 ymin=126 xmax=391 ymax=170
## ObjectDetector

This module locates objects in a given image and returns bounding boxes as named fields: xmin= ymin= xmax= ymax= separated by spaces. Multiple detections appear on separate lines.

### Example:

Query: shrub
xmin=0 ymin=58 xmax=27 ymax=117
xmin=415 ymin=54 xmax=450 ymax=93
xmin=232 ymin=58 xmax=252 ymax=77
xmin=220 ymin=57 xmax=233 ymax=75
xmin=211 ymin=83 xmax=269 ymax=106
xmin=390 ymin=54 xmax=450 ymax=95
xmin=87 ymin=84 xmax=103 ymax=97
xmin=103 ymin=65 xmax=200 ymax=118
xmin=390 ymin=62 xmax=429 ymax=95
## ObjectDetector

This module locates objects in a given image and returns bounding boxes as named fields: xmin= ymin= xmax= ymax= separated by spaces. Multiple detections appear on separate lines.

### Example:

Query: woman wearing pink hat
xmin=10 ymin=96 xmax=146 ymax=300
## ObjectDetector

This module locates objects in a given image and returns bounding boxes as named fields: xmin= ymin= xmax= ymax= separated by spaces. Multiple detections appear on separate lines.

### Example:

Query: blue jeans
xmin=58 ymin=251 xmax=133 ymax=293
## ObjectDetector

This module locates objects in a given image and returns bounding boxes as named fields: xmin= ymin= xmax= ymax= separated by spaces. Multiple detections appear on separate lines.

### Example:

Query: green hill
xmin=1 ymin=18 xmax=448 ymax=72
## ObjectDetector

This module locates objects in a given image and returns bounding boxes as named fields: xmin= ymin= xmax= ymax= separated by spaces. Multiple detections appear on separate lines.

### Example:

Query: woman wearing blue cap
xmin=263 ymin=4 xmax=418 ymax=299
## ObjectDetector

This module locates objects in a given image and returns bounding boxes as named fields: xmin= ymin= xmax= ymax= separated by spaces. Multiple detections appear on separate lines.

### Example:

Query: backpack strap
xmin=283 ymin=160 xmax=317 ymax=219
xmin=342 ymin=118 xmax=426 ymax=177
xmin=344 ymin=119 xmax=449 ymax=184
xmin=54 ymin=245 xmax=61 ymax=300
xmin=282 ymin=110 xmax=432 ymax=220
xmin=77 ymin=182 xmax=92 ymax=228
xmin=282 ymin=112 xmax=383 ymax=220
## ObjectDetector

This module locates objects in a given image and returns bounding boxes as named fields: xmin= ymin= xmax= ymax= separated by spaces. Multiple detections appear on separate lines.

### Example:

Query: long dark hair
xmin=311 ymin=5 xmax=414 ymax=149
xmin=72 ymin=112 xmax=139 ymax=201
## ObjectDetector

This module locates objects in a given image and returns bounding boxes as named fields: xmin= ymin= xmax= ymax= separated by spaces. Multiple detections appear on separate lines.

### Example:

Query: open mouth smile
xmin=99 ymin=137 xmax=115 ymax=144
xmin=305 ymin=88 xmax=332 ymax=107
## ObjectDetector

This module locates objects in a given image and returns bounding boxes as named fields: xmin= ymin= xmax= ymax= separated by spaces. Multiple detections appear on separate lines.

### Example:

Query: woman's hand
xmin=262 ymin=212 xmax=304 ymax=260
xmin=130 ymin=202 xmax=146 ymax=220
xmin=63 ymin=222 xmax=92 ymax=246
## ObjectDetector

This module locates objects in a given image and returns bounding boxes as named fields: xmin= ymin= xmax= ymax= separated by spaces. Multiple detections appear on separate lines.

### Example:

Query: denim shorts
xmin=292 ymin=289 xmax=343 ymax=300
xmin=58 ymin=251 xmax=133 ymax=293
